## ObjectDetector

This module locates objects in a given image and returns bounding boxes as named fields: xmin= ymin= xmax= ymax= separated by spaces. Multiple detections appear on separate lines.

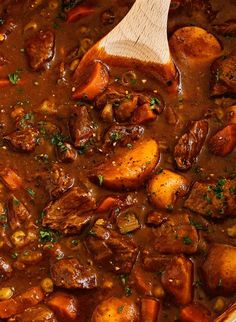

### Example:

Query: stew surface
xmin=0 ymin=0 xmax=235 ymax=321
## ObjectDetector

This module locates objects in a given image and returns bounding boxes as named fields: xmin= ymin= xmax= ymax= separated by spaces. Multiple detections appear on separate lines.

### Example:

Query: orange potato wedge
xmin=90 ymin=139 xmax=160 ymax=191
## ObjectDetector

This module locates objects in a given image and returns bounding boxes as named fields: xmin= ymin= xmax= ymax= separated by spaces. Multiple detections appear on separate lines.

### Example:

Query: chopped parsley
xmin=126 ymin=143 xmax=133 ymax=149
xmin=110 ymin=131 xmax=122 ymax=142
xmin=183 ymin=236 xmax=192 ymax=245
xmin=166 ymin=204 xmax=174 ymax=212
xmin=97 ymin=175 xmax=104 ymax=186
xmin=117 ymin=306 xmax=124 ymax=314
xmin=189 ymin=218 xmax=208 ymax=231
xmin=8 ymin=71 xmax=21 ymax=85
xmin=39 ymin=228 xmax=61 ymax=243
xmin=26 ymin=188 xmax=36 ymax=198
xmin=150 ymin=97 xmax=161 ymax=108
xmin=51 ymin=133 xmax=69 ymax=152
xmin=125 ymin=286 xmax=132 ymax=297
xmin=12 ymin=196 xmax=20 ymax=206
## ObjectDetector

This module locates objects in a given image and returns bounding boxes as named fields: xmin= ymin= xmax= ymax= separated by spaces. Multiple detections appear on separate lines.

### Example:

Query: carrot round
xmin=73 ymin=62 xmax=109 ymax=100
xmin=141 ymin=298 xmax=160 ymax=322
xmin=96 ymin=196 xmax=121 ymax=213
xmin=67 ymin=5 xmax=95 ymax=23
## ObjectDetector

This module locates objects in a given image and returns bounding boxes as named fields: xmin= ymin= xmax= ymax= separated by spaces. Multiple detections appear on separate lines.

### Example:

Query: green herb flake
xmin=166 ymin=204 xmax=174 ymax=212
xmin=11 ymin=252 xmax=18 ymax=259
xmin=150 ymin=97 xmax=161 ymax=107
xmin=126 ymin=143 xmax=133 ymax=149
xmin=125 ymin=286 xmax=132 ymax=297
xmin=0 ymin=18 xmax=4 ymax=25
xmin=8 ymin=72 xmax=20 ymax=85
xmin=117 ymin=306 xmax=124 ymax=314
xmin=12 ymin=196 xmax=20 ymax=206
xmin=110 ymin=131 xmax=122 ymax=142
xmin=183 ymin=236 xmax=192 ymax=245
xmin=51 ymin=133 xmax=69 ymax=152
xmin=26 ymin=188 xmax=36 ymax=198
xmin=97 ymin=175 xmax=104 ymax=186
xmin=189 ymin=218 xmax=208 ymax=231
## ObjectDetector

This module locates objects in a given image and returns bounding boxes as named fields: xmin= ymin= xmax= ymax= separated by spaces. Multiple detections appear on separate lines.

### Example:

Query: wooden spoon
xmin=76 ymin=0 xmax=176 ymax=87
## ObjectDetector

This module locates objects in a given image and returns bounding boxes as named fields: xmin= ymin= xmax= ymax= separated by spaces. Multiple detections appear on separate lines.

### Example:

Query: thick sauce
xmin=0 ymin=0 xmax=235 ymax=321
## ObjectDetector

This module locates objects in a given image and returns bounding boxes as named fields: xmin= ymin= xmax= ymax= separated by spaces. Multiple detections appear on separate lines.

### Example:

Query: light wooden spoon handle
xmin=99 ymin=0 xmax=172 ymax=64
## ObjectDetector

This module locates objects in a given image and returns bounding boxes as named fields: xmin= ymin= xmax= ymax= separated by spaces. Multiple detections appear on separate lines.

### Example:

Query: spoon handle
xmin=100 ymin=0 xmax=172 ymax=64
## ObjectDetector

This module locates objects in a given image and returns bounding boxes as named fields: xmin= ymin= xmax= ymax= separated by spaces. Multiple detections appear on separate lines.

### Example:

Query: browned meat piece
xmin=145 ymin=212 xmax=168 ymax=226
xmin=210 ymin=55 xmax=236 ymax=96
xmin=8 ymin=195 xmax=30 ymax=231
xmin=161 ymin=255 xmax=193 ymax=305
xmin=185 ymin=179 xmax=236 ymax=218
xmin=208 ymin=124 xmax=236 ymax=156
xmin=4 ymin=128 xmax=39 ymax=153
xmin=50 ymin=258 xmax=97 ymax=289
xmin=153 ymin=213 xmax=198 ymax=254
xmin=69 ymin=106 xmax=94 ymax=148
xmin=42 ymin=187 xmax=96 ymax=235
xmin=86 ymin=225 xmax=138 ymax=274
xmin=0 ymin=256 xmax=12 ymax=279
xmin=25 ymin=30 xmax=55 ymax=71
xmin=38 ymin=164 xmax=74 ymax=199
xmin=56 ymin=143 xmax=77 ymax=163
xmin=174 ymin=120 xmax=208 ymax=170
xmin=47 ymin=292 xmax=78 ymax=320
xmin=103 ymin=124 xmax=144 ymax=149
xmin=142 ymin=252 xmax=171 ymax=272
xmin=213 ymin=20 xmax=236 ymax=37
xmin=8 ymin=305 xmax=57 ymax=322
xmin=170 ymin=0 xmax=214 ymax=20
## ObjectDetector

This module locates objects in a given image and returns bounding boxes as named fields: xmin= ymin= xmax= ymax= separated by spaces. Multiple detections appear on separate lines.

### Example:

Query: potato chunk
xmin=148 ymin=170 xmax=189 ymax=210
xmin=90 ymin=139 xmax=159 ymax=190
xmin=170 ymin=26 xmax=222 ymax=64
xmin=161 ymin=255 xmax=193 ymax=305
xmin=92 ymin=297 xmax=139 ymax=322
xmin=202 ymin=244 xmax=236 ymax=294
xmin=215 ymin=302 xmax=236 ymax=322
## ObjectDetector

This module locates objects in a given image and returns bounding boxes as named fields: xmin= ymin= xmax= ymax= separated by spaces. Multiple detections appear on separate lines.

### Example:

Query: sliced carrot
xmin=132 ymin=103 xmax=157 ymax=124
xmin=47 ymin=292 xmax=78 ymax=320
xmin=0 ymin=286 xmax=44 ymax=319
xmin=67 ymin=5 xmax=96 ymax=23
xmin=0 ymin=167 xmax=22 ymax=190
xmin=141 ymin=298 xmax=160 ymax=322
xmin=96 ymin=196 xmax=121 ymax=213
xmin=180 ymin=303 xmax=212 ymax=322
xmin=73 ymin=62 xmax=109 ymax=100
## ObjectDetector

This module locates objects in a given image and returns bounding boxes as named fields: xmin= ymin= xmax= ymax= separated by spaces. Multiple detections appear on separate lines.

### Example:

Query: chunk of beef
xmin=69 ymin=106 xmax=94 ymax=148
xmin=213 ymin=20 xmax=236 ymax=37
xmin=146 ymin=212 xmax=168 ymax=226
xmin=56 ymin=143 xmax=77 ymax=163
xmin=86 ymin=225 xmax=138 ymax=274
xmin=210 ymin=55 xmax=236 ymax=97
xmin=38 ymin=164 xmax=74 ymax=199
xmin=101 ymin=9 xmax=115 ymax=25
xmin=170 ymin=0 xmax=214 ymax=20
xmin=174 ymin=120 xmax=208 ymax=170
xmin=0 ymin=256 xmax=12 ymax=279
xmin=103 ymin=124 xmax=144 ymax=149
xmin=8 ymin=305 xmax=57 ymax=322
xmin=50 ymin=258 xmax=97 ymax=289
xmin=25 ymin=30 xmax=55 ymax=71
xmin=208 ymin=124 xmax=236 ymax=156
xmin=142 ymin=251 xmax=171 ymax=272
xmin=42 ymin=187 xmax=96 ymax=235
xmin=8 ymin=195 xmax=31 ymax=231
xmin=185 ymin=179 xmax=236 ymax=218
xmin=4 ymin=128 xmax=39 ymax=153
xmin=47 ymin=292 xmax=78 ymax=320
xmin=161 ymin=255 xmax=193 ymax=305
xmin=153 ymin=213 xmax=198 ymax=254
